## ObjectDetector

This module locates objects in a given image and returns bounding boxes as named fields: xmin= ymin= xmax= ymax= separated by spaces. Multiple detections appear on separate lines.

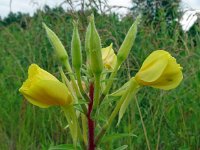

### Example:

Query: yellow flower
xmin=19 ymin=64 xmax=73 ymax=108
xmin=101 ymin=43 xmax=117 ymax=70
xmin=135 ymin=50 xmax=183 ymax=90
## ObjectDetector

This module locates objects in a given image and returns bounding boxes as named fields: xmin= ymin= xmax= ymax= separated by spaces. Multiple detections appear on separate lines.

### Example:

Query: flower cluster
xmin=19 ymin=14 xmax=183 ymax=150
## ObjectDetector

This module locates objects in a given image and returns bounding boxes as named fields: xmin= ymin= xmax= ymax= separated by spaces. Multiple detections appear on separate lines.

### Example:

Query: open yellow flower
xmin=19 ymin=64 xmax=73 ymax=108
xmin=101 ymin=43 xmax=117 ymax=70
xmin=135 ymin=50 xmax=183 ymax=90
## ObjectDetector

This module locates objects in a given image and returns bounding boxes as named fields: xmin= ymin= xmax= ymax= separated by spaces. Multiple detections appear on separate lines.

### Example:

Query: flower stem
xmin=81 ymin=113 xmax=88 ymax=145
xmin=87 ymin=83 xmax=95 ymax=150
xmin=63 ymin=61 xmax=87 ymax=114
xmin=62 ymin=105 xmax=87 ymax=150
xmin=91 ymin=75 xmax=101 ymax=118
xmin=64 ymin=61 xmax=81 ymax=97
xmin=76 ymin=69 xmax=90 ymax=102
xmin=62 ymin=105 xmax=77 ymax=148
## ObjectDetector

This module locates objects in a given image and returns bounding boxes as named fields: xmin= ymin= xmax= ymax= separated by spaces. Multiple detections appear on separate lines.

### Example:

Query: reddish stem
xmin=87 ymin=83 xmax=95 ymax=150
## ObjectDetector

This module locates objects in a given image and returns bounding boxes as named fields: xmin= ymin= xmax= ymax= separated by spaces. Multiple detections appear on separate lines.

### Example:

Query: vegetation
xmin=0 ymin=3 xmax=200 ymax=150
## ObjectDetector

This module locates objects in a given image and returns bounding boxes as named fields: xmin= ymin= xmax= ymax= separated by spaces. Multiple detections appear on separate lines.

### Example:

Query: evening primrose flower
xmin=101 ymin=43 xmax=117 ymax=70
xmin=135 ymin=50 xmax=183 ymax=90
xmin=19 ymin=64 xmax=73 ymax=108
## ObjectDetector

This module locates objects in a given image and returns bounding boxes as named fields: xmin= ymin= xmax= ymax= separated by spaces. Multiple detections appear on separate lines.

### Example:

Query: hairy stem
xmin=87 ymin=83 xmax=95 ymax=150
xmin=92 ymin=75 xmax=101 ymax=118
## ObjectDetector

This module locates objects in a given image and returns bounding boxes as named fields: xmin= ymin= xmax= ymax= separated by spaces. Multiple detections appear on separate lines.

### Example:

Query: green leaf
xmin=117 ymin=78 xmax=140 ymax=126
xmin=73 ymin=100 xmax=88 ymax=106
xmin=102 ymin=133 xmax=137 ymax=143
xmin=73 ymin=100 xmax=88 ymax=113
xmin=48 ymin=144 xmax=75 ymax=150
xmin=117 ymin=95 xmax=133 ymax=126
xmin=110 ymin=80 xmax=131 ymax=97
xmin=114 ymin=145 xmax=128 ymax=150
xmin=101 ymin=96 xmax=120 ymax=106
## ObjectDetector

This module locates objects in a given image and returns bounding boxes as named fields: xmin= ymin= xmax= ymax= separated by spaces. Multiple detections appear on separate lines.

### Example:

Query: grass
xmin=0 ymin=10 xmax=200 ymax=150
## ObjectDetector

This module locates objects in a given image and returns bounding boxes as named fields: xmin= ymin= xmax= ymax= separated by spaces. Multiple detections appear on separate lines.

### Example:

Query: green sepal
xmin=71 ymin=20 xmax=82 ymax=70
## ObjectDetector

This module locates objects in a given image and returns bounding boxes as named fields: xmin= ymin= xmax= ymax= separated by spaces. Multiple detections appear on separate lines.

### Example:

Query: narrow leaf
xmin=102 ymin=133 xmax=137 ymax=143
xmin=114 ymin=145 xmax=128 ymax=150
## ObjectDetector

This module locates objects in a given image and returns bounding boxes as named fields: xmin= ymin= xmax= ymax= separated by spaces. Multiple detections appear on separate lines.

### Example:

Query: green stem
xmin=62 ymin=105 xmax=87 ymax=150
xmin=62 ymin=105 xmax=77 ymax=149
xmin=59 ymin=67 xmax=77 ymax=101
xmin=81 ymin=113 xmax=88 ymax=145
xmin=63 ymin=61 xmax=87 ymax=114
xmin=95 ymin=78 xmax=139 ymax=145
xmin=91 ymin=75 xmax=101 ymax=118
xmin=64 ymin=61 xmax=81 ymax=96
xmin=100 ymin=60 xmax=121 ymax=103
xmin=71 ymin=106 xmax=87 ymax=150
xmin=76 ymin=69 xmax=90 ymax=102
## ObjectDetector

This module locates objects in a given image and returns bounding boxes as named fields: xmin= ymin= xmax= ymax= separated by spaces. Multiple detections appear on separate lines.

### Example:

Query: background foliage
xmin=0 ymin=1 xmax=200 ymax=149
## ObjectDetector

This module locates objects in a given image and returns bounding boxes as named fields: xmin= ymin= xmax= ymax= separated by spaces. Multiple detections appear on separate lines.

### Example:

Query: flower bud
xmin=71 ymin=21 xmax=82 ymax=70
xmin=19 ymin=64 xmax=73 ymax=108
xmin=85 ymin=23 xmax=91 ymax=60
xmin=43 ymin=23 xmax=68 ymax=62
xmin=135 ymin=50 xmax=183 ymax=90
xmin=85 ymin=23 xmax=92 ymax=75
xmin=89 ymin=14 xmax=103 ymax=76
xmin=117 ymin=15 xmax=141 ymax=63
xmin=101 ymin=43 xmax=117 ymax=70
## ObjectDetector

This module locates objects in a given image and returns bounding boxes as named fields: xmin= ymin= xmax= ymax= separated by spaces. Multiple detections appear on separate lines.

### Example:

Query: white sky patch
xmin=0 ymin=0 xmax=200 ymax=18
xmin=0 ymin=0 xmax=132 ymax=18
xmin=182 ymin=0 xmax=200 ymax=10
xmin=0 ymin=0 xmax=200 ymax=32
xmin=107 ymin=0 xmax=132 ymax=15
xmin=180 ymin=10 xmax=198 ymax=31
xmin=180 ymin=0 xmax=200 ymax=32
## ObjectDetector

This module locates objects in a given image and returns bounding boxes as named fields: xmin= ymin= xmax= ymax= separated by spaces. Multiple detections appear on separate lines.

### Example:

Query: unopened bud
xmin=85 ymin=23 xmax=91 ymax=58
xmin=101 ymin=43 xmax=117 ymax=70
xmin=43 ymin=23 xmax=68 ymax=62
xmin=117 ymin=15 xmax=141 ymax=64
xmin=71 ymin=21 xmax=82 ymax=70
xmin=89 ymin=14 xmax=103 ymax=76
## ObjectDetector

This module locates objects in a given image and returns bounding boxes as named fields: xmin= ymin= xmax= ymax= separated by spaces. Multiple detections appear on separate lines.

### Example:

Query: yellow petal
xmin=150 ymin=56 xmax=183 ymax=90
xmin=106 ymin=54 xmax=117 ymax=69
xmin=29 ymin=64 xmax=58 ymax=81
xmin=151 ymin=71 xmax=183 ymax=90
xmin=102 ymin=43 xmax=113 ymax=60
xmin=20 ymin=64 xmax=58 ymax=91
xmin=22 ymin=80 xmax=72 ymax=108
xmin=23 ymin=95 xmax=49 ymax=108
xmin=136 ymin=50 xmax=169 ymax=83
xmin=135 ymin=50 xmax=183 ymax=90
xmin=101 ymin=43 xmax=117 ymax=70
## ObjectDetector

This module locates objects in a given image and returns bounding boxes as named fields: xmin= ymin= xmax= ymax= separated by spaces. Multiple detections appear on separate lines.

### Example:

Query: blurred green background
xmin=0 ymin=0 xmax=200 ymax=149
